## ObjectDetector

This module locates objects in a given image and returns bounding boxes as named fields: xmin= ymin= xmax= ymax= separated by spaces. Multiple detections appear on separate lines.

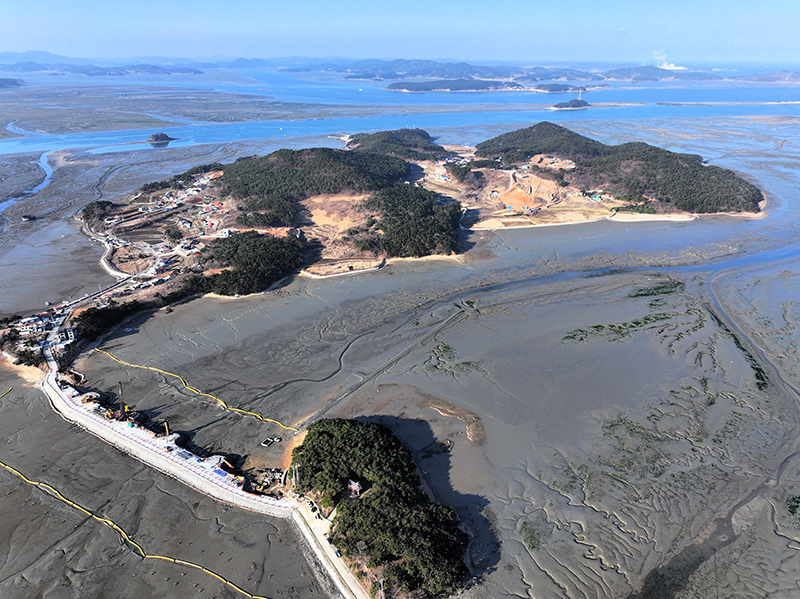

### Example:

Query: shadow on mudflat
xmin=356 ymin=415 xmax=501 ymax=583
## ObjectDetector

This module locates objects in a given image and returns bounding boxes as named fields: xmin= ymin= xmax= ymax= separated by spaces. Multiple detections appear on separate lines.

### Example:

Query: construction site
xmin=421 ymin=152 xmax=630 ymax=229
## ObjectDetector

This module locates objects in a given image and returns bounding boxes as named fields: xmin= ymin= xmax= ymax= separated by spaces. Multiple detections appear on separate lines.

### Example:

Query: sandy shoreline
xmin=606 ymin=212 xmax=697 ymax=222
xmin=299 ymin=254 xmax=464 ymax=279
xmin=472 ymin=208 xmax=766 ymax=230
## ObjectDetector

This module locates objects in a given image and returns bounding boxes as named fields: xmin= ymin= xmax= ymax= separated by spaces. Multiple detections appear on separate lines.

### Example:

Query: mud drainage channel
xmin=624 ymin=255 xmax=800 ymax=598
xmin=627 ymin=445 xmax=800 ymax=599
xmin=27 ymin=210 xmax=800 ymax=598
xmin=0 ymin=151 xmax=54 ymax=221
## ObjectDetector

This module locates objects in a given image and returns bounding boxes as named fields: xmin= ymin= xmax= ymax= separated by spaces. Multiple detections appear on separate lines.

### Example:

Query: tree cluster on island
xmin=551 ymin=99 xmax=590 ymax=109
xmin=531 ymin=83 xmax=587 ymax=93
xmin=348 ymin=184 xmax=461 ymax=257
xmin=221 ymin=147 xmax=411 ymax=227
xmin=73 ymin=301 xmax=145 ymax=342
xmin=475 ymin=122 xmax=763 ymax=213
xmin=139 ymin=162 xmax=224 ymax=193
xmin=147 ymin=132 xmax=176 ymax=142
xmin=0 ymin=322 xmax=45 ymax=367
xmin=221 ymin=139 xmax=462 ymax=259
xmin=185 ymin=231 xmax=305 ymax=296
xmin=346 ymin=128 xmax=449 ymax=161
xmin=292 ymin=418 xmax=469 ymax=598
xmin=81 ymin=199 xmax=116 ymax=232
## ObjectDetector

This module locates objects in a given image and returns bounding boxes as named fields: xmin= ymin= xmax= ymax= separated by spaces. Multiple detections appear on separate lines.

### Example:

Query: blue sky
xmin=1 ymin=0 xmax=795 ymax=66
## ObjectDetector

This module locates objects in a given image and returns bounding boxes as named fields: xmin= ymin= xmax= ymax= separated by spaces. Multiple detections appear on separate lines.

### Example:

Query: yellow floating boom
xmin=95 ymin=348 xmax=297 ymax=431
xmin=0 ymin=458 xmax=275 ymax=599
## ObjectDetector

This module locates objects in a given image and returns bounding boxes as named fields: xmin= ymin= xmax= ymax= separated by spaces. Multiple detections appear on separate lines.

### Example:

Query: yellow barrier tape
xmin=0 ymin=458 xmax=273 ymax=599
xmin=0 ymin=387 xmax=12 ymax=400
xmin=94 ymin=348 xmax=296 ymax=431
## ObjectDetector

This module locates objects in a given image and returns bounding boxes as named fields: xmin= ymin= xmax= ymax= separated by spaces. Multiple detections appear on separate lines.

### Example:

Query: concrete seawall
xmin=38 ymin=330 xmax=368 ymax=599
xmin=40 ymin=367 xmax=296 ymax=519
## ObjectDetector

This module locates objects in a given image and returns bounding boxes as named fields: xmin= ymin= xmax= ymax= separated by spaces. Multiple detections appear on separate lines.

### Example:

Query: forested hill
xmin=476 ymin=122 xmax=610 ymax=161
xmin=347 ymin=128 xmax=449 ymax=160
xmin=352 ymin=185 xmax=462 ymax=258
xmin=223 ymin=147 xmax=410 ymax=198
xmin=292 ymin=418 xmax=469 ymax=598
xmin=476 ymin=122 xmax=763 ymax=213
xmin=221 ymin=147 xmax=411 ymax=226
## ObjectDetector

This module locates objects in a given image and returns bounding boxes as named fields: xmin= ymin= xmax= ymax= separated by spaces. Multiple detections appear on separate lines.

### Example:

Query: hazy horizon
xmin=1 ymin=0 xmax=795 ymax=68
xmin=1 ymin=50 xmax=798 ymax=76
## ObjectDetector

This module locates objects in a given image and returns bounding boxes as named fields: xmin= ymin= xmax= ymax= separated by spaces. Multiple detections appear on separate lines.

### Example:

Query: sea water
xmin=1 ymin=71 xmax=799 ymax=155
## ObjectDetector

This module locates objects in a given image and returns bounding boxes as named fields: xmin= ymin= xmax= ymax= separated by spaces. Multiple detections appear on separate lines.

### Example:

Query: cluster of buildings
xmin=104 ymin=235 xmax=131 ymax=248
xmin=2 ymin=311 xmax=78 ymax=361
xmin=138 ymin=200 xmax=183 ymax=214
xmin=51 ymin=378 xmax=295 ymax=511
xmin=583 ymin=190 xmax=615 ymax=201
xmin=174 ymin=201 xmax=225 ymax=236
xmin=17 ymin=314 xmax=54 ymax=335
xmin=534 ymin=155 xmax=576 ymax=170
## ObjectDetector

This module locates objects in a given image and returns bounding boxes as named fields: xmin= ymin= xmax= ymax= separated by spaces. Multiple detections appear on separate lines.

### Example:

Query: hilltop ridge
xmin=476 ymin=122 xmax=763 ymax=213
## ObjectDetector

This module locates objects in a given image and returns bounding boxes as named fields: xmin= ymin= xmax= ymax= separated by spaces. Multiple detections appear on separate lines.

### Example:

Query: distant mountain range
xmin=279 ymin=59 xmax=800 ymax=83
xmin=279 ymin=60 xmax=724 ymax=82
xmin=0 ymin=62 xmax=201 ymax=76
xmin=0 ymin=54 xmax=798 ymax=83
xmin=0 ymin=51 xmax=94 ymax=65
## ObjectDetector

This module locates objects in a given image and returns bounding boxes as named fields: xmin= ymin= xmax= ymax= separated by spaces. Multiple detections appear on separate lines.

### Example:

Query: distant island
xmin=147 ymin=132 xmax=176 ymax=142
xmin=550 ymin=99 xmax=590 ymax=110
xmin=735 ymin=70 xmax=800 ymax=82
xmin=531 ymin=83 xmax=587 ymax=93
xmin=146 ymin=132 xmax=177 ymax=147
xmin=0 ymin=78 xmax=23 ymax=88
xmin=387 ymin=79 xmax=522 ymax=92
xmin=279 ymin=58 xmax=725 ymax=82
xmin=282 ymin=58 xmax=524 ymax=80
xmin=602 ymin=66 xmax=720 ymax=81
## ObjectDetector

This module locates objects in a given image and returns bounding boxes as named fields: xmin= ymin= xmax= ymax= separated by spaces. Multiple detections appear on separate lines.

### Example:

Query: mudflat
xmin=3 ymin=114 xmax=800 ymax=599
xmin=0 ymin=364 xmax=336 ymax=599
